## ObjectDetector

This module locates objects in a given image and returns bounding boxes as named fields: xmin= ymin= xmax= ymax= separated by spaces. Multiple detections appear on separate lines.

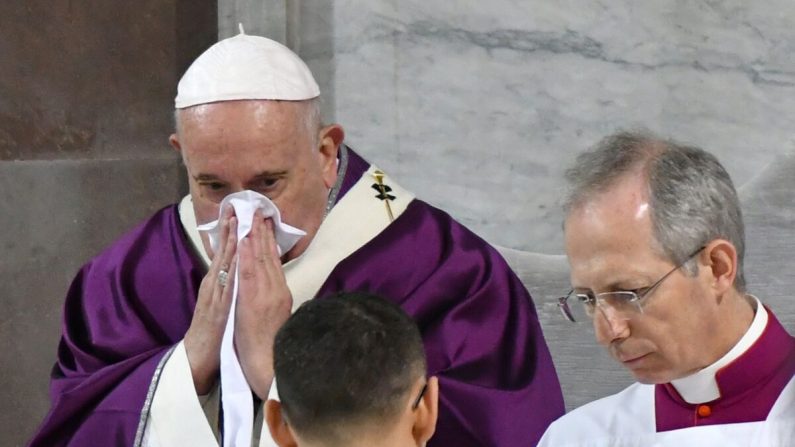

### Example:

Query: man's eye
xmin=576 ymin=293 xmax=596 ymax=306
xmin=199 ymin=182 xmax=226 ymax=191
xmin=631 ymin=288 xmax=650 ymax=298
xmin=259 ymin=178 xmax=280 ymax=190
xmin=198 ymin=182 xmax=227 ymax=192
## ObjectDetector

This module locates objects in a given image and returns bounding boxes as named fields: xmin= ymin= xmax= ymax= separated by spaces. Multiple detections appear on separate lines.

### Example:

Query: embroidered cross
xmin=371 ymin=170 xmax=395 ymax=221
xmin=371 ymin=183 xmax=396 ymax=201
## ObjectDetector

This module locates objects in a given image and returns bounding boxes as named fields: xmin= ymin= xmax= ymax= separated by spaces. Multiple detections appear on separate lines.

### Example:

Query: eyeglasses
xmin=558 ymin=246 xmax=705 ymax=323
xmin=411 ymin=382 xmax=428 ymax=410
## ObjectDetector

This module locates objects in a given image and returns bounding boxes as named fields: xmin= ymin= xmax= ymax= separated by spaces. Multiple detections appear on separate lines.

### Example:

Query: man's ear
xmin=702 ymin=239 xmax=738 ymax=298
xmin=317 ymin=124 xmax=345 ymax=189
xmin=169 ymin=133 xmax=182 ymax=154
xmin=412 ymin=376 xmax=439 ymax=445
xmin=265 ymin=400 xmax=299 ymax=447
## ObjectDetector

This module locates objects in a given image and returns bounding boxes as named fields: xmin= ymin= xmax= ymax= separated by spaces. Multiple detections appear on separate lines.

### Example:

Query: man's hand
xmin=184 ymin=207 xmax=237 ymax=395
xmin=235 ymin=212 xmax=293 ymax=400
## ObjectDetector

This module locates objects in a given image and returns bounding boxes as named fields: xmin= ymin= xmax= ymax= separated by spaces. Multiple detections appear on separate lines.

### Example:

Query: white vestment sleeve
xmin=142 ymin=341 xmax=219 ymax=447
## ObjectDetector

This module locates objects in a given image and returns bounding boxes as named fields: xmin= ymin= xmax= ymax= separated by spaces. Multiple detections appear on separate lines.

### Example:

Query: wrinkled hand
xmin=184 ymin=207 xmax=237 ymax=395
xmin=235 ymin=212 xmax=293 ymax=400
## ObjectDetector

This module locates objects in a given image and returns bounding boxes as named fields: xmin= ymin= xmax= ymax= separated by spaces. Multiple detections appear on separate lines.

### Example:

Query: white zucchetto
xmin=175 ymin=28 xmax=320 ymax=109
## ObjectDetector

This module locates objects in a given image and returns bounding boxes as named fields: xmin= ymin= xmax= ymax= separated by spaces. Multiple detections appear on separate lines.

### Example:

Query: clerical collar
xmin=670 ymin=296 xmax=767 ymax=404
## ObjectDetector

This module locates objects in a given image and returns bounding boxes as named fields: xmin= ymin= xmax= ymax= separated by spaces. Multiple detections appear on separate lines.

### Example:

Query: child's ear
xmin=412 ymin=376 xmax=439 ymax=445
xmin=265 ymin=399 xmax=299 ymax=447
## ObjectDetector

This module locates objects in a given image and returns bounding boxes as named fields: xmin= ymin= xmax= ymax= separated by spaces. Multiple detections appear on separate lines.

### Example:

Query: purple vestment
xmin=30 ymin=149 xmax=564 ymax=446
xmin=655 ymin=308 xmax=795 ymax=431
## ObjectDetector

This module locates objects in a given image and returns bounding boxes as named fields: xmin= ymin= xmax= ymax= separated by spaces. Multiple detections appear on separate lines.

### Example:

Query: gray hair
xmin=173 ymin=97 xmax=323 ymax=146
xmin=564 ymin=130 xmax=746 ymax=291
xmin=302 ymin=97 xmax=323 ymax=144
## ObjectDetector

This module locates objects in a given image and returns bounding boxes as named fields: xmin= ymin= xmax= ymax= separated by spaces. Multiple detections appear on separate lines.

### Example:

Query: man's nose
xmin=594 ymin=305 xmax=630 ymax=343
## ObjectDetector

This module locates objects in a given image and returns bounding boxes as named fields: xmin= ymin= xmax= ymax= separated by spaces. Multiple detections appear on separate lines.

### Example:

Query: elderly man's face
xmin=564 ymin=174 xmax=722 ymax=384
xmin=171 ymin=100 xmax=339 ymax=261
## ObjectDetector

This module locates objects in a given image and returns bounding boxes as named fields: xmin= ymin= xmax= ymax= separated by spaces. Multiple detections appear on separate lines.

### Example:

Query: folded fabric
xmin=197 ymin=189 xmax=306 ymax=256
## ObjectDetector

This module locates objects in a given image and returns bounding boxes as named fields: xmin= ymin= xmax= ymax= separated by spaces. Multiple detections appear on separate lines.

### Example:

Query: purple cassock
xmin=655 ymin=309 xmax=795 ymax=430
xmin=29 ymin=147 xmax=564 ymax=447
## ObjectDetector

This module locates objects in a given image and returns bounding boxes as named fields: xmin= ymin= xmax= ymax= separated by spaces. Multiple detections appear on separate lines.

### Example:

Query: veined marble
xmin=323 ymin=0 xmax=795 ymax=253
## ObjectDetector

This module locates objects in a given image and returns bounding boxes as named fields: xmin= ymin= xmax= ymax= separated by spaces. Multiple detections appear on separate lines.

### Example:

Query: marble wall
xmin=326 ymin=0 xmax=795 ymax=254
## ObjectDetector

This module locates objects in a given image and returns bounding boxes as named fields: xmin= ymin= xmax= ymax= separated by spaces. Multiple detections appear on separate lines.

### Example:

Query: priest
xmin=539 ymin=131 xmax=795 ymax=446
xmin=29 ymin=30 xmax=564 ymax=447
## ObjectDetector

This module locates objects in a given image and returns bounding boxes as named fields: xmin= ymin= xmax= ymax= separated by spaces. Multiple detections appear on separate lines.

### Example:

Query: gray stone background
xmin=2 ymin=1 xmax=794 ymax=445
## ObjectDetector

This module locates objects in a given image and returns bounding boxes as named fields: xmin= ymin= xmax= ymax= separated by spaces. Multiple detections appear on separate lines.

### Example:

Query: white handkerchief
xmin=197 ymin=190 xmax=306 ymax=256
xmin=196 ymin=190 xmax=305 ymax=447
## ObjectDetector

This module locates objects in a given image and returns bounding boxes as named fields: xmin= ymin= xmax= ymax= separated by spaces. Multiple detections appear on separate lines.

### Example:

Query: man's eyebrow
xmin=575 ymin=277 xmax=650 ymax=293
xmin=193 ymin=171 xmax=288 ymax=182
xmin=194 ymin=173 xmax=222 ymax=181
xmin=252 ymin=170 xmax=288 ymax=179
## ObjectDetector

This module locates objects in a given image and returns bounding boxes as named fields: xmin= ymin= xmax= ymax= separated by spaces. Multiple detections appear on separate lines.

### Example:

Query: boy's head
xmin=266 ymin=291 xmax=438 ymax=447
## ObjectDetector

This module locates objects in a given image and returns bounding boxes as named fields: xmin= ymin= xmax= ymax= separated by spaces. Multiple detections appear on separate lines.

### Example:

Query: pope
xmin=30 ymin=30 xmax=564 ymax=447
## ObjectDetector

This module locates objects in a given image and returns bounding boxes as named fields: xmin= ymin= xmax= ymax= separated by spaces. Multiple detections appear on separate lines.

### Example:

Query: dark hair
xmin=564 ymin=130 xmax=745 ymax=290
xmin=273 ymin=291 xmax=426 ymax=443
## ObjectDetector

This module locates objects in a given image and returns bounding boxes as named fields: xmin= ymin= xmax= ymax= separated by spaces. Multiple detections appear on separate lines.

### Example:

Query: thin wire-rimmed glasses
xmin=558 ymin=246 xmax=705 ymax=323
xmin=411 ymin=382 xmax=428 ymax=410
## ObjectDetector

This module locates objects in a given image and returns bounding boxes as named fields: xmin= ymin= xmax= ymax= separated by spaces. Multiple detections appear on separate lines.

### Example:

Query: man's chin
xmin=628 ymin=368 xmax=675 ymax=385
xmin=618 ymin=355 xmax=673 ymax=384
xmin=632 ymin=374 xmax=661 ymax=385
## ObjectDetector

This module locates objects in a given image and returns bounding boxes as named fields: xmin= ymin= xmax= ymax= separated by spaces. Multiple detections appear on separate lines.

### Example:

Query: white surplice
xmin=538 ymin=302 xmax=795 ymax=447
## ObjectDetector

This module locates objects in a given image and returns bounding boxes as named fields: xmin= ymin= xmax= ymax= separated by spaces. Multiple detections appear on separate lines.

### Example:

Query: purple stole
xmin=655 ymin=309 xmax=795 ymax=431
xmin=29 ymin=148 xmax=564 ymax=447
